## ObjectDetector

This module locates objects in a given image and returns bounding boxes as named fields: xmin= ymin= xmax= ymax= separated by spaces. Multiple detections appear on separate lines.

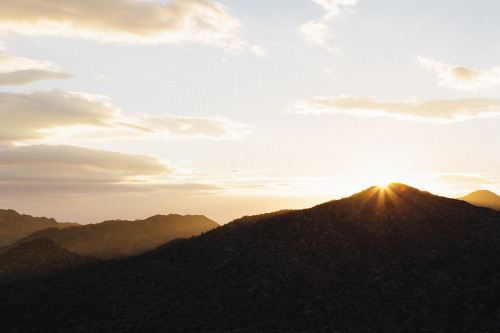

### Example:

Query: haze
xmin=1 ymin=0 xmax=499 ymax=224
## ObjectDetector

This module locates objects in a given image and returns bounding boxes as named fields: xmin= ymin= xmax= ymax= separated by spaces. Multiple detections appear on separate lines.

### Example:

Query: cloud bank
xmin=418 ymin=56 xmax=500 ymax=91
xmin=289 ymin=96 xmax=500 ymax=122
xmin=0 ymin=144 xmax=176 ymax=196
xmin=0 ymin=90 xmax=249 ymax=142
xmin=0 ymin=0 xmax=253 ymax=53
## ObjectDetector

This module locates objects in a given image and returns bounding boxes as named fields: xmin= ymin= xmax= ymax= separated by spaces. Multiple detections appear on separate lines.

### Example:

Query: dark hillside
xmin=0 ymin=237 xmax=96 ymax=283
xmin=1 ymin=183 xmax=500 ymax=331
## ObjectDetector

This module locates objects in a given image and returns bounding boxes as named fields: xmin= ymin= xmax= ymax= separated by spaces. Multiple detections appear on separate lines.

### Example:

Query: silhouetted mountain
xmin=0 ymin=209 xmax=78 ymax=247
xmin=1 ymin=183 xmax=500 ymax=331
xmin=0 ymin=237 xmax=96 ymax=283
xmin=4 ymin=214 xmax=219 ymax=259
xmin=459 ymin=189 xmax=500 ymax=211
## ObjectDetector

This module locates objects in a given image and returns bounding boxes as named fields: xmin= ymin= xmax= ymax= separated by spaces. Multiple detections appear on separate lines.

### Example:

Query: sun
xmin=337 ymin=155 xmax=428 ymax=196
xmin=359 ymin=164 xmax=398 ymax=188
xmin=349 ymin=157 xmax=418 ymax=190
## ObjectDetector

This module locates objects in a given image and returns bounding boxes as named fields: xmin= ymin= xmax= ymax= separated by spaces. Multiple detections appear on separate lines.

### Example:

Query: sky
xmin=1 ymin=0 xmax=500 ymax=224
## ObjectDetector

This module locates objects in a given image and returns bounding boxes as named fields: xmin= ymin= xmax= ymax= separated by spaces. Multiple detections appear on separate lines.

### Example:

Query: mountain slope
xmin=459 ymin=189 xmax=500 ymax=211
xmin=6 ymin=214 xmax=219 ymax=259
xmin=0 ymin=237 xmax=96 ymax=283
xmin=1 ymin=183 xmax=500 ymax=331
xmin=0 ymin=209 xmax=78 ymax=247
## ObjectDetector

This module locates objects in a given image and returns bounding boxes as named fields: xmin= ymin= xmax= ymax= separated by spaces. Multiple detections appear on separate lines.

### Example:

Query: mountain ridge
xmin=2 ymin=183 xmax=500 ymax=331
xmin=0 ymin=209 xmax=79 ymax=247
xmin=2 ymin=213 xmax=219 ymax=259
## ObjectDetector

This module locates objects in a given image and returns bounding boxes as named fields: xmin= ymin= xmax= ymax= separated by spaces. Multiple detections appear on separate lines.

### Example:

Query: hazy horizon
xmin=1 ymin=0 xmax=499 ymax=224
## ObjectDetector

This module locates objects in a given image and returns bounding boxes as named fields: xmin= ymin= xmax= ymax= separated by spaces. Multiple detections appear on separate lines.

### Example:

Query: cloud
xmin=250 ymin=45 xmax=268 ymax=58
xmin=0 ymin=144 xmax=178 ymax=198
xmin=0 ymin=52 xmax=72 ymax=85
xmin=0 ymin=90 xmax=119 ymax=141
xmin=418 ymin=56 xmax=500 ymax=91
xmin=300 ymin=1 xmax=356 ymax=51
xmin=140 ymin=116 xmax=250 ymax=139
xmin=288 ymin=95 xmax=500 ymax=122
xmin=299 ymin=21 xmax=336 ymax=53
xmin=311 ymin=0 xmax=358 ymax=20
xmin=0 ymin=0 xmax=252 ymax=53
xmin=0 ymin=53 xmax=57 ymax=71
xmin=0 ymin=89 xmax=249 ymax=142
xmin=432 ymin=173 xmax=500 ymax=196
xmin=0 ymin=69 xmax=72 ymax=85
xmin=0 ymin=144 xmax=170 ymax=175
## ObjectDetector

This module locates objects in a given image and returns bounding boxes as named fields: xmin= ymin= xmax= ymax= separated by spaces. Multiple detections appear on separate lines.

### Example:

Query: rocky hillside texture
xmin=1 ymin=183 xmax=500 ymax=332
xmin=4 ymin=214 xmax=219 ymax=259
xmin=0 ymin=209 xmax=78 ymax=247
xmin=459 ymin=189 xmax=500 ymax=211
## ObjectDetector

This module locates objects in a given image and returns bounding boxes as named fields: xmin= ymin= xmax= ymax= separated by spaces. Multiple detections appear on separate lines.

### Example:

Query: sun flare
xmin=358 ymin=164 xmax=401 ymax=188
xmin=343 ymin=156 xmax=426 ymax=192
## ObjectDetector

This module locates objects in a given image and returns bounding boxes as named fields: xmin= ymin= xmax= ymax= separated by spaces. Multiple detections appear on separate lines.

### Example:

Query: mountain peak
xmin=459 ymin=189 xmax=500 ymax=211
xmin=462 ymin=189 xmax=498 ymax=199
xmin=340 ymin=183 xmax=434 ymax=208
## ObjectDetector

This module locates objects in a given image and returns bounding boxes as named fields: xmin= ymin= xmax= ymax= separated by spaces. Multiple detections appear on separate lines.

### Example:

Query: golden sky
xmin=1 ymin=0 xmax=499 ymax=224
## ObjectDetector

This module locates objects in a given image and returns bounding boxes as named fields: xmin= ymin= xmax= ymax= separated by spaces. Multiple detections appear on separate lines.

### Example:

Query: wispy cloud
xmin=431 ymin=173 xmax=500 ymax=197
xmin=140 ymin=116 xmax=250 ymax=139
xmin=250 ymin=45 xmax=267 ymax=58
xmin=299 ymin=21 xmax=336 ymax=53
xmin=0 ymin=69 xmax=72 ymax=85
xmin=0 ymin=0 xmax=256 ymax=53
xmin=0 ymin=89 xmax=249 ymax=142
xmin=311 ymin=0 xmax=358 ymax=20
xmin=299 ymin=0 xmax=357 ymax=52
xmin=288 ymin=95 xmax=500 ymax=122
xmin=0 ymin=52 xmax=71 ymax=85
xmin=436 ymin=173 xmax=499 ymax=191
xmin=418 ymin=56 xmax=500 ymax=91
xmin=0 ymin=53 xmax=56 ymax=71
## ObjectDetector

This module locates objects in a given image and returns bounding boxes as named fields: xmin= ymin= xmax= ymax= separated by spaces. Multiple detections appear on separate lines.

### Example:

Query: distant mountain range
xmin=0 ymin=237 xmax=96 ymax=283
xmin=1 ymin=214 xmax=219 ymax=259
xmin=2 ymin=183 xmax=500 ymax=331
xmin=0 ymin=209 xmax=78 ymax=247
xmin=459 ymin=189 xmax=500 ymax=211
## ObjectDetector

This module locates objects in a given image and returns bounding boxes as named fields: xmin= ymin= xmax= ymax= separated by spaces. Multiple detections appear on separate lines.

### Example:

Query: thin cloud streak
xmin=0 ymin=52 xmax=71 ymax=85
xmin=0 ymin=0 xmax=258 ymax=53
xmin=0 ymin=69 xmax=72 ymax=85
xmin=288 ymin=96 xmax=500 ymax=122
xmin=418 ymin=56 xmax=500 ymax=91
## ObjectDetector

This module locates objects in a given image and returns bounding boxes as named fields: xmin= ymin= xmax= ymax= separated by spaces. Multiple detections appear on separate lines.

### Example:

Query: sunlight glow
xmin=357 ymin=163 xmax=404 ymax=188
xmin=337 ymin=155 xmax=432 ymax=195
